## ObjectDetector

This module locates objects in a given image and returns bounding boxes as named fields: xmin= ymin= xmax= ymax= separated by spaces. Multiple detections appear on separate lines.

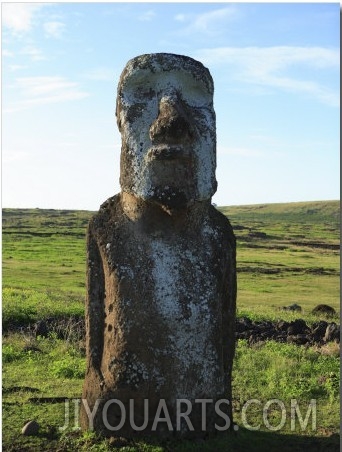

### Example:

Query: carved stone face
xmin=116 ymin=53 xmax=217 ymax=208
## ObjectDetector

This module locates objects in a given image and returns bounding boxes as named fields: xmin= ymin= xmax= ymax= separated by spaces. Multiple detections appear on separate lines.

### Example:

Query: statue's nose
xmin=149 ymin=96 xmax=194 ymax=144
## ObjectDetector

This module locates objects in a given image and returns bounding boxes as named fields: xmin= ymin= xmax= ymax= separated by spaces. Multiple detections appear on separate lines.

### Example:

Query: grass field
xmin=2 ymin=200 xmax=340 ymax=451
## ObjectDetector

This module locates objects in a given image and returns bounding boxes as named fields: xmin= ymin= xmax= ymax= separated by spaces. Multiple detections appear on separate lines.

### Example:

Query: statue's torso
xmin=83 ymin=195 xmax=236 ymax=433
xmin=88 ymin=196 xmax=235 ymax=398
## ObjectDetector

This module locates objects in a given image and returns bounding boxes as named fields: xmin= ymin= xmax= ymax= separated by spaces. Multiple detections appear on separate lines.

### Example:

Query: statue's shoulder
xmin=99 ymin=194 xmax=122 ymax=215
xmin=88 ymin=194 xmax=123 ymax=237
xmin=208 ymin=205 xmax=235 ymax=245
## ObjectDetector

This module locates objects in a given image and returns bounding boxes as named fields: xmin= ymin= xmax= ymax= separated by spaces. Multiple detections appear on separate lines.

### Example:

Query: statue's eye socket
xmin=122 ymin=77 xmax=211 ymax=109
xmin=128 ymin=86 xmax=155 ymax=101
xmin=137 ymin=87 xmax=154 ymax=97
xmin=121 ymin=82 xmax=156 ymax=104
xmin=182 ymin=84 xmax=211 ymax=108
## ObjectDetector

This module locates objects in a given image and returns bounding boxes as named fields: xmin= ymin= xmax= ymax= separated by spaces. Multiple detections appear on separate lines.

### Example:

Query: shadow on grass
xmin=3 ymin=427 xmax=339 ymax=452
xmin=136 ymin=428 xmax=340 ymax=452
xmin=201 ymin=428 xmax=340 ymax=452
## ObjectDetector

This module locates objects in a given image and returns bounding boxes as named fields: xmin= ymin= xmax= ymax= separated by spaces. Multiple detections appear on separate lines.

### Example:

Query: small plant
xmin=49 ymin=343 xmax=85 ymax=379
xmin=50 ymin=356 xmax=85 ymax=379
xmin=321 ymin=372 xmax=340 ymax=402
xmin=2 ymin=343 xmax=23 ymax=363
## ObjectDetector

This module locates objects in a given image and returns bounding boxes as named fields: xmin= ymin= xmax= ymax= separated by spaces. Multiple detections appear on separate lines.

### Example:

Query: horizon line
xmin=2 ymin=199 xmax=339 ymax=212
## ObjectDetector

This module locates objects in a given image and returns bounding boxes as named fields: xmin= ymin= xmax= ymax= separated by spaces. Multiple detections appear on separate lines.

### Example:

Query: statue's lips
xmin=147 ymin=145 xmax=192 ymax=161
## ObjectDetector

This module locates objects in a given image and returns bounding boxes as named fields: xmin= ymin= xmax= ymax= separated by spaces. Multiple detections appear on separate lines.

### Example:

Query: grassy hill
xmin=2 ymin=200 xmax=340 ymax=451
xmin=219 ymin=200 xmax=340 ymax=318
xmin=3 ymin=200 xmax=339 ymax=324
xmin=220 ymin=199 xmax=340 ymax=222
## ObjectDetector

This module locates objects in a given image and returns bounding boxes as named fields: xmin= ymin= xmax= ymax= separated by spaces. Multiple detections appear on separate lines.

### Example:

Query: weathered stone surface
xmin=312 ymin=304 xmax=336 ymax=317
xmin=287 ymin=319 xmax=310 ymax=336
xmin=324 ymin=323 xmax=340 ymax=342
xmin=21 ymin=420 xmax=39 ymax=436
xmin=80 ymin=53 xmax=236 ymax=438
xmin=312 ymin=321 xmax=329 ymax=342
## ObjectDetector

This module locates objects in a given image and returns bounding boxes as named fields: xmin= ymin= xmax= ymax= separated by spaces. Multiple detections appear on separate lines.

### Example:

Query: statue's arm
xmin=85 ymin=224 xmax=105 ymax=383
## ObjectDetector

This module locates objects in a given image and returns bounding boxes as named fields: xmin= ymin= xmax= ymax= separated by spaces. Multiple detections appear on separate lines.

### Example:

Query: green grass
xmin=2 ymin=208 xmax=90 ymax=293
xmin=2 ymin=333 xmax=85 ymax=451
xmin=2 ymin=201 xmax=340 ymax=451
xmin=2 ymin=287 xmax=84 ymax=330
xmin=2 ymin=334 xmax=339 ymax=451
xmin=218 ymin=200 xmax=340 ymax=318
xmin=233 ymin=340 xmax=339 ymax=425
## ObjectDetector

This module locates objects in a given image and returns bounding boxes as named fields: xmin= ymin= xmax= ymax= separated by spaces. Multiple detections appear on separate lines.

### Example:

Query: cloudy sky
xmin=2 ymin=2 xmax=340 ymax=210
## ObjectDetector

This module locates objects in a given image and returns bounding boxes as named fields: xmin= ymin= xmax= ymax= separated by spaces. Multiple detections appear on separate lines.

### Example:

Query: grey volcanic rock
xmin=324 ymin=323 xmax=340 ymax=342
xmin=312 ymin=304 xmax=336 ymax=317
xmin=80 ymin=53 xmax=237 ymax=439
xmin=235 ymin=318 xmax=340 ymax=345
xmin=287 ymin=319 xmax=310 ymax=336
xmin=312 ymin=321 xmax=329 ymax=342
xmin=21 ymin=420 xmax=39 ymax=436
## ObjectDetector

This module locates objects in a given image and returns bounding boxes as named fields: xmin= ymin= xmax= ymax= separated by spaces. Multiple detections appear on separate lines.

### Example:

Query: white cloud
xmin=2 ymin=150 xmax=30 ymax=163
xmin=17 ymin=77 xmax=76 ymax=96
xmin=175 ymin=6 xmax=238 ymax=36
xmin=193 ymin=6 xmax=237 ymax=33
xmin=3 ymin=49 xmax=14 ymax=58
xmin=261 ymin=74 xmax=338 ymax=107
xmin=174 ymin=14 xmax=186 ymax=22
xmin=20 ymin=45 xmax=45 ymax=61
xmin=138 ymin=10 xmax=156 ymax=21
xmin=2 ymin=3 xmax=46 ymax=33
xmin=196 ymin=46 xmax=339 ymax=107
xmin=8 ymin=64 xmax=28 ymax=72
xmin=44 ymin=21 xmax=66 ymax=39
xmin=197 ymin=46 xmax=339 ymax=71
xmin=4 ymin=76 xmax=89 ymax=113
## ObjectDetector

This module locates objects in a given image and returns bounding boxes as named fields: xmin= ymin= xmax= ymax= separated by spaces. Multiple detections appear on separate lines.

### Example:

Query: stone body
xmin=80 ymin=53 xmax=236 ymax=438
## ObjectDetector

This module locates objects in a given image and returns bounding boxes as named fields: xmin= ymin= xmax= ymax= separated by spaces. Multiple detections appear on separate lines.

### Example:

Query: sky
xmin=2 ymin=2 xmax=340 ymax=210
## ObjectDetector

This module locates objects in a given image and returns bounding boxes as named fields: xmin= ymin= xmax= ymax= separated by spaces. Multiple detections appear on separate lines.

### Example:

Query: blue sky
xmin=2 ymin=2 xmax=340 ymax=210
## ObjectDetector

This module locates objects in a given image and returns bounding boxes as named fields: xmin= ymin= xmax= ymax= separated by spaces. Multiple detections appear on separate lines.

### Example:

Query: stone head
xmin=116 ymin=53 xmax=217 ymax=209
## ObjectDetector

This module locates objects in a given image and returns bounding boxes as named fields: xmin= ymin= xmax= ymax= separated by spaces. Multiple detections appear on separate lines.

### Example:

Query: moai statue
xmin=80 ymin=53 xmax=236 ymax=439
